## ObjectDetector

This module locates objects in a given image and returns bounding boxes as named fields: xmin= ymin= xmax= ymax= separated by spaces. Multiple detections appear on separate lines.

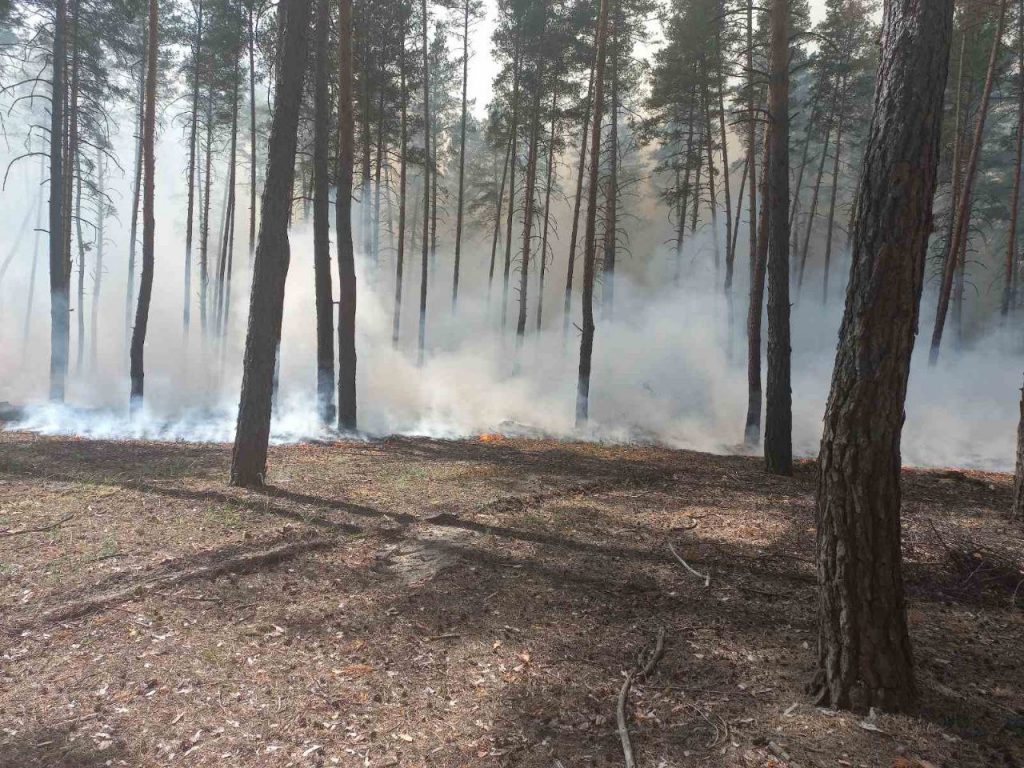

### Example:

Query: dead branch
xmin=1 ymin=513 xmax=75 ymax=537
xmin=668 ymin=541 xmax=711 ymax=587
xmin=617 ymin=627 xmax=667 ymax=768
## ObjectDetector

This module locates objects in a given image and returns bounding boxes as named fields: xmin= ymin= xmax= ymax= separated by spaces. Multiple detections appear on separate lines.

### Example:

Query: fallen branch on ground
xmin=617 ymin=627 xmax=666 ymax=768
xmin=668 ymin=542 xmax=711 ymax=587
xmin=1 ymin=513 xmax=75 ymax=537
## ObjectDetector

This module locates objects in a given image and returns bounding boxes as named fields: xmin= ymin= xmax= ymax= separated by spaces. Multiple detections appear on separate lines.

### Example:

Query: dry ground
xmin=0 ymin=430 xmax=1022 ymax=768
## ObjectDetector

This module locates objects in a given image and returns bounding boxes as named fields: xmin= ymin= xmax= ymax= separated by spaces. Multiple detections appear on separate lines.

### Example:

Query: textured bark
xmin=417 ymin=0 xmax=430 ymax=366
xmin=129 ymin=0 xmax=158 ymax=413
xmin=393 ymin=30 xmax=408 ymax=347
xmin=764 ymin=0 xmax=792 ymax=475
xmin=336 ymin=0 xmax=357 ymax=428
xmin=815 ymin=0 xmax=954 ymax=713
xmin=452 ymin=0 xmax=470 ymax=311
xmin=744 ymin=141 xmax=769 ymax=446
xmin=575 ymin=0 xmax=609 ymax=426
xmin=184 ymin=0 xmax=203 ymax=334
xmin=1004 ymin=1 xmax=1024 ymax=318
xmin=48 ymin=0 xmax=67 ymax=402
xmin=929 ymin=0 xmax=1007 ymax=364
xmin=313 ymin=0 xmax=336 ymax=425
xmin=230 ymin=0 xmax=311 ymax=486
xmin=563 ymin=60 xmax=593 ymax=334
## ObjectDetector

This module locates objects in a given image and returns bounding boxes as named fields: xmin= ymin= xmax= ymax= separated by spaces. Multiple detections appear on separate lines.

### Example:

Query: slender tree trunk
xmin=821 ymin=84 xmax=846 ymax=305
xmin=1005 ymin=1 xmax=1024 ymax=318
xmin=730 ymin=153 xmax=749 ymax=271
xmin=1013 ymin=376 xmax=1024 ymax=518
xmin=743 ymin=0 xmax=760 ymax=445
xmin=489 ymin=129 xmax=514 ymax=304
xmin=717 ymin=28 xmax=734 ymax=295
xmin=393 ymin=30 xmax=408 ymax=348
xmin=537 ymin=90 xmax=557 ymax=333
xmin=373 ymin=89 xmax=385 ymax=265
xmin=674 ymin=102 xmax=695 ymax=286
xmin=24 ymin=158 xmax=45 ymax=350
xmin=337 ymin=0 xmax=357 ymax=428
xmin=230 ymin=0 xmax=312 ymax=486
xmin=361 ymin=42 xmax=373 ymax=262
xmin=814 ymin=0 xmax=953 ymax=713
xmin=797 ymin=105 xmax=834 ymax=291
xmin=248 ymin=3 xmax=258 ymax=262
xmin=48 ymin=0 xmax=67 ymax=402
xmin=125 ymin=48 xmax=145 ymax=354
xmin=184 ymin=0 xmax=202 ymax=335
xmin=745 ymin=138 xmax=770 ymax=445
xmin=452 ymin=0 xmax=470 ymax=311
xmin=313 ymin=0 xmax=335 ymax=424
xmin=930 ymin=0 xmax=1007 ymax=364
xmin=200 ymin=98 xmax=213 ymax=338
xmin=516 ymin=13 xmax=547 ymax=344
xmin=74 ymin=136 xmax=85 ymax=374
xmin=502 ymin=45 xmax=522 ymax=329
xmin=702 ymin=70 xmax=720 ymax=277
xmin=90 ymin=148 xmax=104 ymax=368
xmin=563 ymin=59 xmax=594 ymax=333
xmin=575 ymin=0 xmax=609 ymax=426
xmin=601 ymin=11 xmax=619 ymax=320
xmin=764 ymin=0 xmax=792 ymax=475
xmin=417 ymin=0 xmax=431 ymax=366
xmin=129 ymin=0 xmax=158 ymax=413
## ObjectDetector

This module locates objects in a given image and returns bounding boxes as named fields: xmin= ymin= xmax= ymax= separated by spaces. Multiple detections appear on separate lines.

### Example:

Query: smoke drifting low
xmin=1 ymin=200 xmax=1021 ymax=471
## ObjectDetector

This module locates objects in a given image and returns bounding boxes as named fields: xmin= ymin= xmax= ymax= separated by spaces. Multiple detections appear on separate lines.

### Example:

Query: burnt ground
xmin=0 ymin=430 xmax=1022 ymax=768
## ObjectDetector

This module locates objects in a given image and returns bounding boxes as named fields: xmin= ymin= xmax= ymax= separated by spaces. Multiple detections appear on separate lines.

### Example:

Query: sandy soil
xmin=1 ymin=430 xmax=1022 ymax=767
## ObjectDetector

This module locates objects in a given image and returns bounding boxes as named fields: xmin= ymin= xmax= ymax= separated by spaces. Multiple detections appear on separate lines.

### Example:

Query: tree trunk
xmin=745 ymin=138 xmax=770 ymax=445
xmin=702 ymin=70 xmax=720 ymax=278
xmin=764 ymin=0 xmax=792 ymax=475
xmin=502 ymin=45 xmax=522 ymax=330
xmin=742 ymin=0 xmax=759 ymax=445
xmin=815 ymin=0 xmax=954 ymax=713
xmin=48 ymin=0 xmax=67 ymax=402
xmin=537 ymin=90 xmax=557 ymax=333
xmin=200 ymin=97 xmax=213 ymax=338
xmin=717 ymin=28 xmax=734 ymax=295
xmin=821 ymin=83 xmax=846 ymax=305
xmin=393 ymin=28 xmax=408 ymax=348
xmin=313 ymin=0 xmax=336 ymax=425
xmin=797 ymin=102 xmax=835 ymax=292
xmin=337 ymin=0 xmax=357 ymax=428
xmin=516 ymin=14 xmax=547 ymax=344
xmin=601 ymin=11 xmax=618 ymax=321
xmin=125 ymin=46 xmax=146 ymax=354
xmin=373 ymin=89 xmax=385 ymax=265
xmin=575 ymin=0 xmax=609 ymax=426
xmin=248 ymin=4 xmax=258 ymax=262
xmin=1005 ymin=1 xmax=1024 ymax=318
xmin=90 ymin=148 xmax=104 ymax=368
xmin=417 ymin=0 xmax=431 ymax=366
xmin=929 ymin=0 xmax=1007 ymax=364
xmin=563 ymin=59 xmax=594 ymax=334
xmin=489 ymin=129 xmax=514 ymax=304
xmin=452 ymin=0 xmax=470 ymax=311
xmin=674 ymin=101 xmax=695 ymax=286
xmin=23 ymin=159 xmax=46 ymax=350
xmin=184 ymin=0 xmax=202 ymax=334
xmin=129 ymin=0 xmax=158 ymax=413
xmin=1014 ymin=377 xmax=1024 ymax=518
xmin=230 ymin=0 xmax=312 ymax=486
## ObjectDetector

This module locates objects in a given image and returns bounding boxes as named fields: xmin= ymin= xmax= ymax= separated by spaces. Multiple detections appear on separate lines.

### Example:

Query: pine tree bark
xmin=126 ymin=48 xmax=146 ymax=352
xmin=764 ymin=0 xmax=792 ymax=475
xmin=1004 ymin=0 xmax=1024 ymax=318
xmin=248 ymin=3 xmax=258 ymax=262
xmin=501 ymin=44 xmax=521 ymax=329
xmin=393 ymin=27 xmax=408 ymax=347
xmin=745 ymin=138 xmax=770 ymax=445
xmin=48 ymin=0 xmax=67 ymax=402
xmin=200 ymin=96 xmax=213 ymax=338
xmin=452 ymin=0 xmax=470 ymax=311
xmin=601 ymin=11 xmax=618 ymax=320
xmin=575 ymin=0 xmax=609 ymax=426
xmin=313 ymin=0 xmax=336 ymax=425
xmin=797 ymin=101 xmax=835 ymax=292
xmin=821 ymin=82 xmax=846 ymax=305
xmin=1014 ymin=377 xmax=1024 ymax=518
xmin=417 ymin=0 xmax=431 ymax=366
xmin=563 ymin=59 xmax=594 ymax=333
xmin=337 ymin=0 xmax=357 ymax=428
xmin=184 ymin=0 xmax=202 ymax=334
xmin=537 ymin=90 xmax=557 ymax=333
xmin=230 ymin=0 xmax=312 ymax=486
xmin=929 ymin=0 xmax=1007 ymax=364
xmin=489 ymin=129 xmax=513 ymax=304
xmin=90 ymin=148 xmax=104 ymax=368
xmin=815 ymin=0 xmax=954 ymax=713
xmin=716 ymin=26 xmax=734 ymax=295
xmin=129 ymin=0 xmax=158 ymax=413
xmin=742 ymin=0 xmax=759 ymax=445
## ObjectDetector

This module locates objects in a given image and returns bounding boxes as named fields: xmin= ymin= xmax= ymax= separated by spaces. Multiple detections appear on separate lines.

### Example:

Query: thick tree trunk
xmin=313 ymin=0 xmax=336 ymax=425
xmin=336 ymin=0 xmax=357 ymax=428
xmin=417 ymin=0 xmax=431 ymax=366
xmin=230 ymin=0 xmax=312 ymax=486
xmin=815 ymin=0 xmax=954 ymax=713
xmin=129 ymin=0 xmax=158 ymax=413
xmin=452 ymin=0 xmax=470 ymax=311
xmin=48 ymin=0 xmax=67 ymax=402
xmin=563 ymin=60 xmax=594 ymax=334
xmin=575 ymin=0 xmax=609 ymax=426
xmin=393 ymin=31 xmax=408 ymax=348
xmin=764 ymin=0 xmax=792 ymax=475
xmin=184 ymin=0 xmax=202 ymax=334
xmin=929 ymin=0 xmax=1007 ymax=364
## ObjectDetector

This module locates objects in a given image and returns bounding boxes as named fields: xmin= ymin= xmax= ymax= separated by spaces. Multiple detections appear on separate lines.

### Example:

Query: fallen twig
xmin=1 ymin=513 xmax=75 ymax=537
xmin=668 ymin=542 xmax=711 ymax=587
xmin=617 ymin=628 xmax=667 ymax=768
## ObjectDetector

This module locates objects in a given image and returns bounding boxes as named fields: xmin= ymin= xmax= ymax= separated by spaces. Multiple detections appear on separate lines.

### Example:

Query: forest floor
xmin=0 ymin=430 xmax=1022 ymax=768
